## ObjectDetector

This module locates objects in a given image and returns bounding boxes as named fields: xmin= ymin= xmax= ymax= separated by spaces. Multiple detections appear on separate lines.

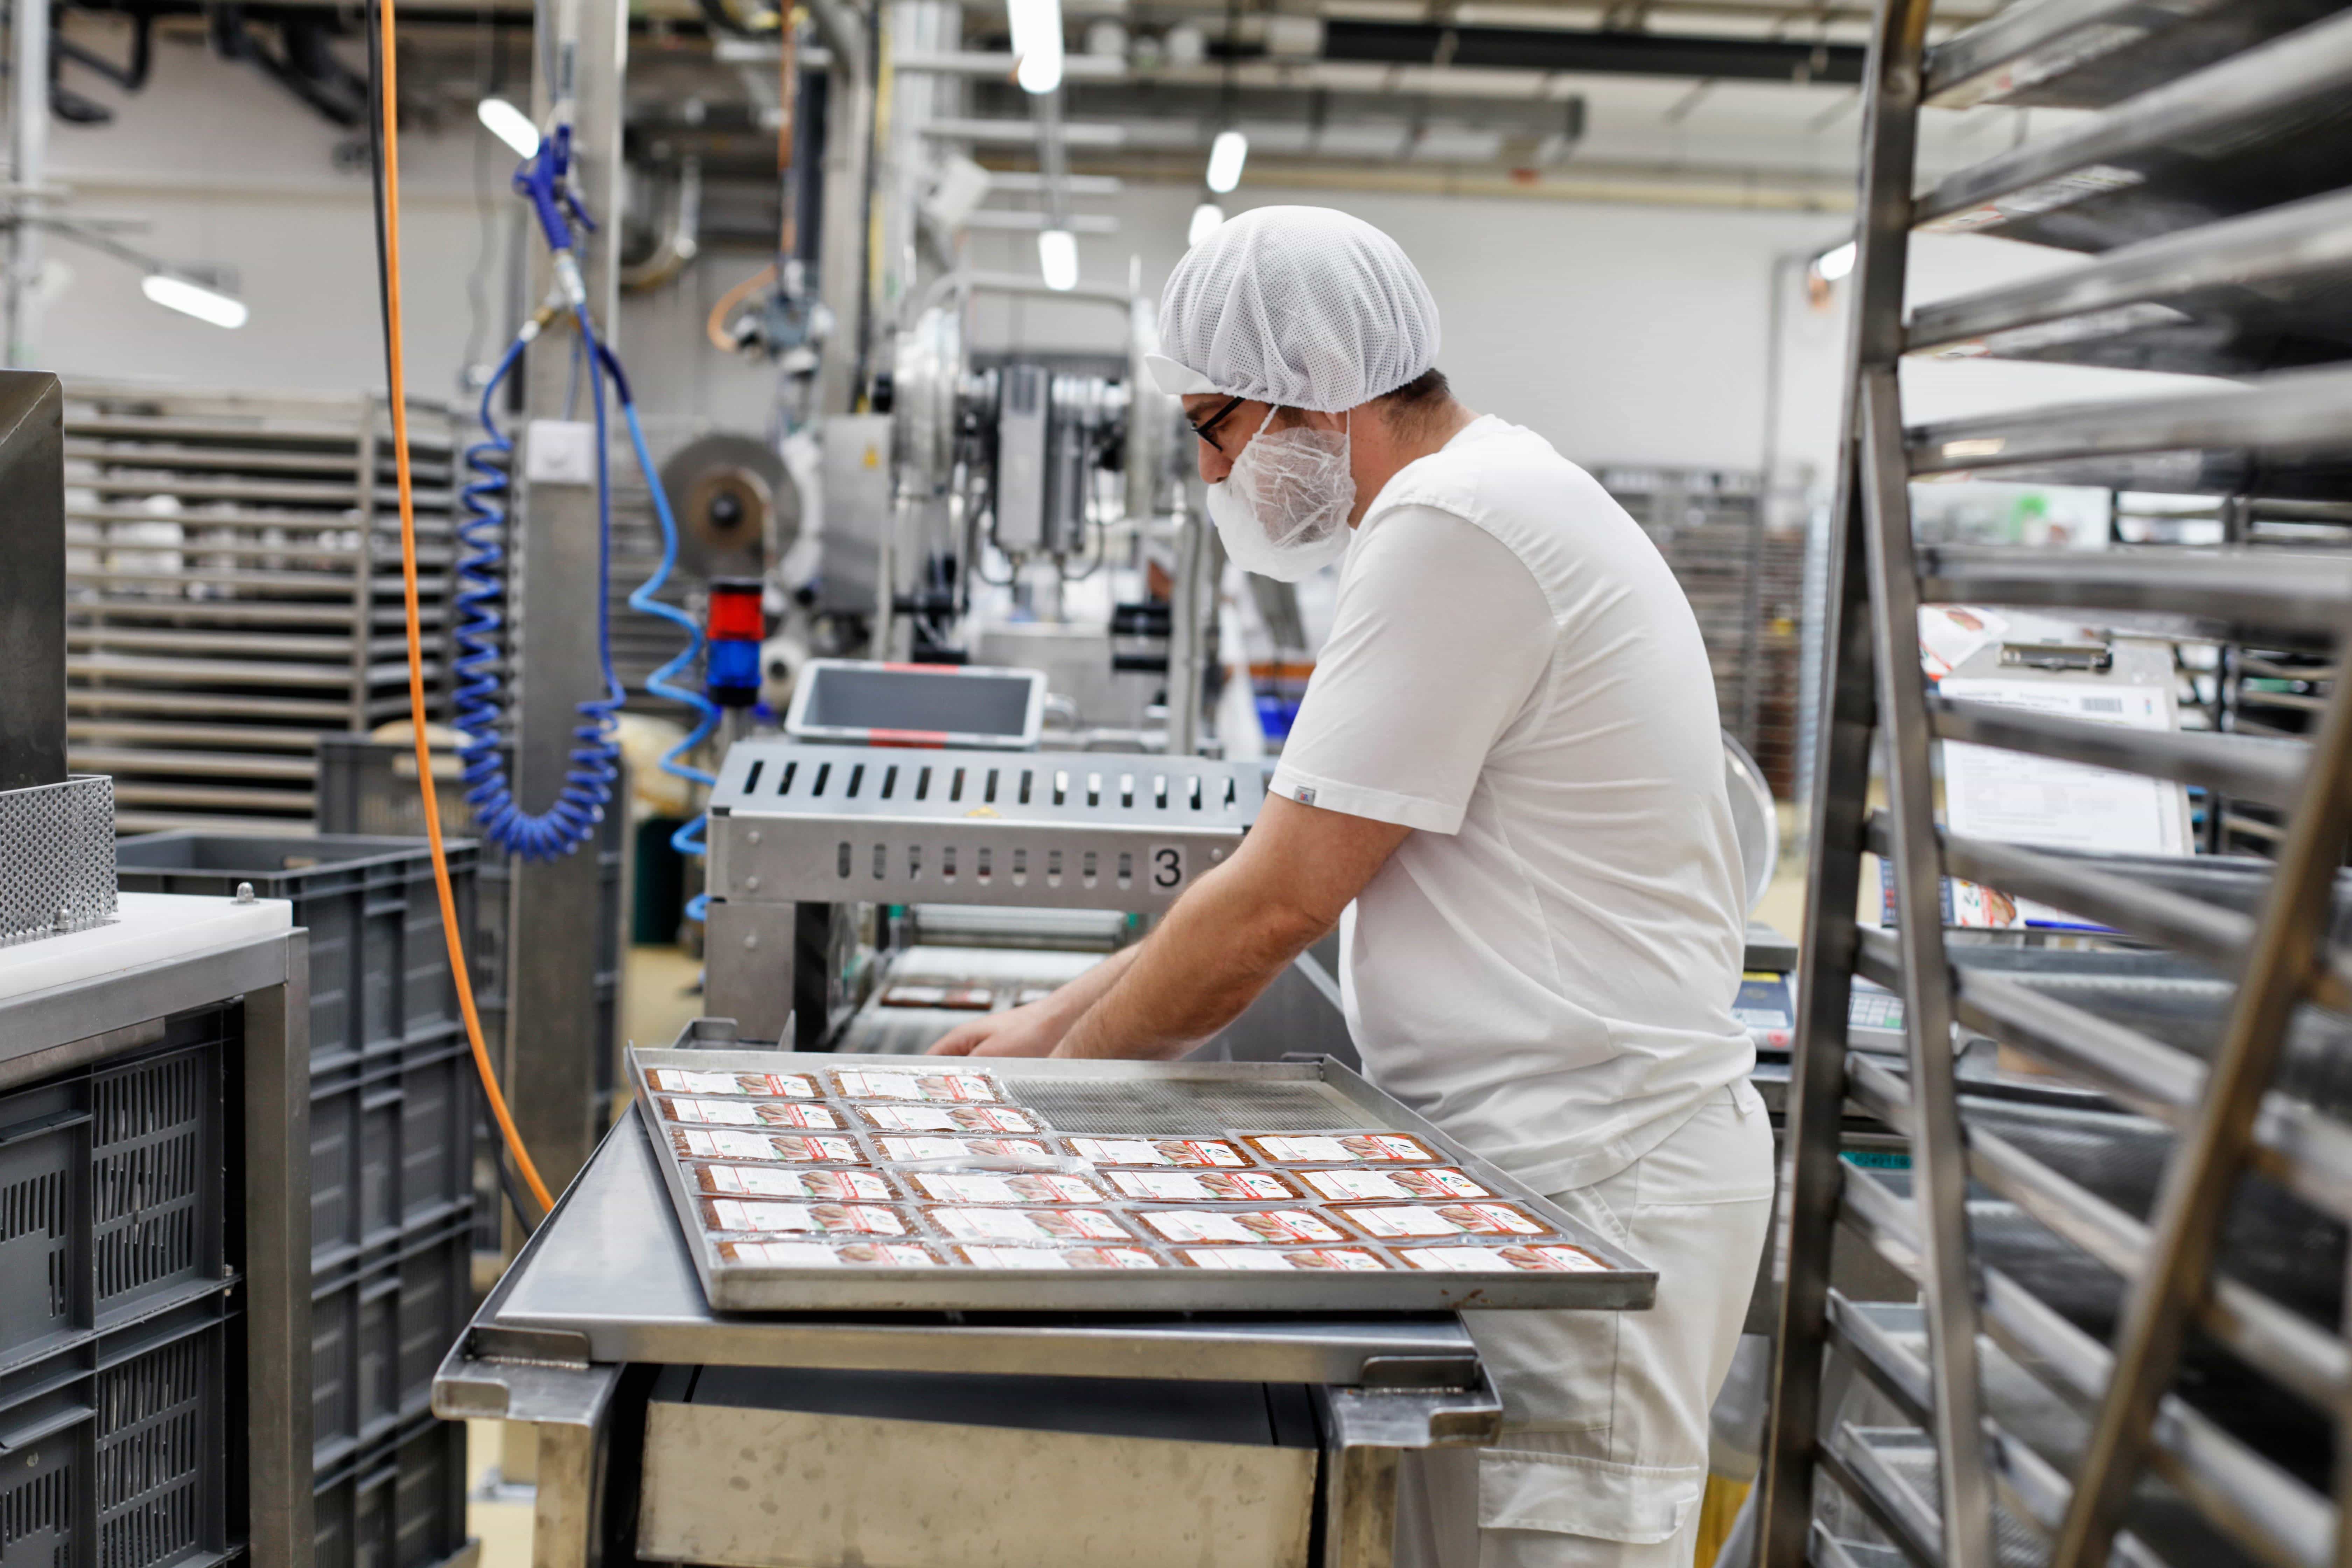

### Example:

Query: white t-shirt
xmin=1269 ymin=415 xmax=1751 ymax=1194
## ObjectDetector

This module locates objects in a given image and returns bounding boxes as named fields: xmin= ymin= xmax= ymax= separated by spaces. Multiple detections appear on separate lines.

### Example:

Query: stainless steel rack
xmin=1757 ymin=2 xmax=2352 ymax=1566
xmin=60 ymin=382 xmax=462 ymax=832
xmin=1600 ymin=466 xmax=1807 ymax=795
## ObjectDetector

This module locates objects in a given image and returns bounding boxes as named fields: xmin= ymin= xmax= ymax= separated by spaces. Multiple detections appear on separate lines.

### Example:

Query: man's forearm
xmin=1056 ymin=863 xmax=1324 ymax=1059
xmin=1038 ymin=945 xmax=1139 ymax=1029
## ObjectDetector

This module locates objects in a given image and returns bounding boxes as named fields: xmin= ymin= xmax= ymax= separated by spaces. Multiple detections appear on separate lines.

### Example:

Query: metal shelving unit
xmin=61 ymin=382 xmax=462 ymax=833
xmin=1600 ymin=466 xmax=1807 ymax=794
xmin=1758 ymin=2 xmax=2352 ymax=1566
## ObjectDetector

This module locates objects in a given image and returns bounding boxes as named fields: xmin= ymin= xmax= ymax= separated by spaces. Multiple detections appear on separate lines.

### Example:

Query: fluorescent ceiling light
xmin=1038 ymin=228 xmax=1079 ymax=291
xmin=478 ymin=97 xmax=541 ymax=159
xmin=1812 ymin=239 xmax=1856 ymax=283
xmin=1205 ymin=130 xmax=1248 ymax=194
xmin=1188 ymin=202 xmax=1224 ymax=246
xmin=141 ymin=273 xmax=248 ymax=330
xmin=1008 ymin=0 xmax=1065 ymax=94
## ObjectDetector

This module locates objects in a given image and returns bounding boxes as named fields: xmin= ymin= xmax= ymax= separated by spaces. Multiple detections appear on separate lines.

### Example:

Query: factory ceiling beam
xmin=1313 ymin=19 xmax=1861 ymax=82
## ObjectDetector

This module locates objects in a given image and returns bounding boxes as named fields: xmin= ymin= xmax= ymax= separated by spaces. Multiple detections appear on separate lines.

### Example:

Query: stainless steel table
xmin=438 ymin=1108 xmax=1535 ymax=1568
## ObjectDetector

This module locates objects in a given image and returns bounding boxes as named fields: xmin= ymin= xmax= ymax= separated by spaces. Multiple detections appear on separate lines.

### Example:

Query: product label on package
xmin=1298 ymin=1167 xmax=1489 ymax=1202
xmin=662 ymin=1098 xmax=840 ymax=1130
xmin=1399 ymin=1244 xmax=1607 ymax=1273
xmin=1107 ymin=1169 xmax=1297 ymax=1203
xmin=671 ymin=1129 xmax=864 ymax=1164
xmin=704 ymin=1200 xmax=909 ymax=1236
xmin=954 ymin=1245 xmax=1163 ymax=1269
xmin=859 ymin=1105 xmax=1041 ymax=1134
xmin=1243 ymin=1133 xmax=1437 ymax=1164
xmin=1136 ymin=1209 xmax=1347 ymax=1245
xmin=718 ymin=1241 xmax=939 ymax=1267
xmin=1179 ymin=1247 xmax=1388 ymax=1271
xmin=645 ymin=1068 xmax=817 ymax=1099
xmin=927 ymin=1207 xmax=1132 ymax=1244
xmin=1067 ymin=1137 xmax=1244 ymax=1168
xmin=906 ymin=1171 xmax=1105 ymax=1205
xmin=831 ymin=1070 xmax=1000 ymax=1104
xmin=1345 ymin=1203 xmax=1548 ymax=1240
xmin=696 ymin=1166 xmax=891 ymax=1202
xmin=874 ymin=1135 xmax=1054 ymax=1165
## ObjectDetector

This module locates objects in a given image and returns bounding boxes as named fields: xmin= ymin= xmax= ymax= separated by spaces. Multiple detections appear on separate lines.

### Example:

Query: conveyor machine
xmin=702 ymin=737 xmax=1266 ymax=1048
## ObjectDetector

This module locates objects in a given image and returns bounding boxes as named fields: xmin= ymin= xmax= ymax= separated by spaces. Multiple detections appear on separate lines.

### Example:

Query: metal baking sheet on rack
xmin=628 ymin=1049 xmax=1658 ymax=1313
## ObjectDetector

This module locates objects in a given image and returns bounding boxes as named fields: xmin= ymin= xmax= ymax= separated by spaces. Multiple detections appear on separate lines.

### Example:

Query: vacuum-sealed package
xmin=691 ymin=1165 xmax=892 ymax=1203
xmin=1104 ymin=1169 xmax=1298 ymax=1203
xmin=1296 ymin=1167 xmax=1491 ymax=1202
xmin=643 ymin=1068 xmax=818 ymax=1099
xmin=669 ymin=1128 xmax=866 ymax=1165
xmin=1398 ymin=1244 xmax=1609 ymax=1273
xmin=873 ymin=1134 xmax=1056 ymax=1166
xmin=858 ymin=1104 xmax=1044 ymax=1135
xmin=716 ymin=1240 xmax=943 ymax=1267
xmin=1341 ymin=1202 xmax=1552 ymax=1240
xmin=952 ymin=1244 xmax=1165 ymax=1269
xmin=700 ymin=1199 xmax=912 ymax=1237
xmin=657 ymin=1097 xmax=842 ymax=1130
xmin=1133 ymin=1209 xmax=1352 ymax=1246
xmin=1239 ymin=1132 xmax=1440 ymax=1164
xmin=1066 ymin=1136 xmax=1245 ymax=1168
xmin=1176 ymin=1246 xmax=1390 ymax=1271
xmin=830 ymin=1069 xmax=1002 ymax=1104
xmin=904 ymin=1171 xmax=1106 ymax=1205
xmin=924 ymin=1206 xmax=1135 ymax=1245
xmin=878 ymin=985 xmax=995 ymax=1010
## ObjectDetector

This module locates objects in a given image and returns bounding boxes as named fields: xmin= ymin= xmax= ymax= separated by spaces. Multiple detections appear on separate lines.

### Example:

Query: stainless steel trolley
xmin=439 ymin=1028 xmax=1660 ymax=1568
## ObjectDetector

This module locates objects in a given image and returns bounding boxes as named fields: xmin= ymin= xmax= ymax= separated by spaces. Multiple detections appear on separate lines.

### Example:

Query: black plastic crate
xmin=0 ymin=1033 xmax=227 ymax=1373
xmin=0 ymin=1294 xmax=236 ymax=1568
xmin=116 ymin=833 xmax=480 ymax=1074
xmin=309 ymin=1037 xmax=475 ymax=1276
xmin=311 ymin=1416 xmax=468 ymax=1568
xmin=310 ymin=1219 xmax=471 ymax=1476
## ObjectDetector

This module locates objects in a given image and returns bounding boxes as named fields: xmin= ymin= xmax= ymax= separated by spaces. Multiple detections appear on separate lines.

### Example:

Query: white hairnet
xmin=1149 ymin=206 xmax=1440 ymax=413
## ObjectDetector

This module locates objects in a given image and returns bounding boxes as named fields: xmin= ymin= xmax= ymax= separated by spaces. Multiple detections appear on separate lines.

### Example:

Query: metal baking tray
xmin=628 ymin=1047 xmax=1658 ymax=1314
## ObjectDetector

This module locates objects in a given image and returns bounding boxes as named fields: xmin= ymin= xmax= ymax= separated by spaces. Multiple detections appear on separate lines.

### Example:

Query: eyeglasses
xmin=1188 ymin=396 xmax=1249 ymax=453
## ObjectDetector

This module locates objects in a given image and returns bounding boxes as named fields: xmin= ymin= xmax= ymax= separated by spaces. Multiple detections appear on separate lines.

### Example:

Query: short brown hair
xmin=1380 ymin=367 xmax=1451 ymax=409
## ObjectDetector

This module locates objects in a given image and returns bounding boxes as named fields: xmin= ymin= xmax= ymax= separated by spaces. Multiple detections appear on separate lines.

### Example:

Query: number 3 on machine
xmin=1148 ymin=844 xmax=1186 ymax=892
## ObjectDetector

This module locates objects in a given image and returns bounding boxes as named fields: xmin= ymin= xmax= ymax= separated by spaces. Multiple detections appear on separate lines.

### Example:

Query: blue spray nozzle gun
xmin=514 ymin=120 xmax=599 ymax=303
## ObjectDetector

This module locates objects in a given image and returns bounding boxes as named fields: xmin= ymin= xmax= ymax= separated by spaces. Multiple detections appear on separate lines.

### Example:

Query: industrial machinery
xmin=702 ymin=735 xmax=1264 ymax=1045
xmin=868 ymin=294 xmax=1203 ymax=740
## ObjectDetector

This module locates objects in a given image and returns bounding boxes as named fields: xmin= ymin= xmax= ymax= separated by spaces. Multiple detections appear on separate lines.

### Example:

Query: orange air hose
xmin=377 ymin=0 xmax=557 ymax=1217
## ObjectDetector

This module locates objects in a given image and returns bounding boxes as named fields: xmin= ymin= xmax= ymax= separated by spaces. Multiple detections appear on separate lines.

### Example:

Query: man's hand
xmin=928 ymin=999 xmax=1065 ymax=1058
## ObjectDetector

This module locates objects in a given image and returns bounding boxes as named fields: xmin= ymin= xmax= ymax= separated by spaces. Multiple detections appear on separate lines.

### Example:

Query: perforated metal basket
xmin=0 ymin=775 xmax=117 ymax=946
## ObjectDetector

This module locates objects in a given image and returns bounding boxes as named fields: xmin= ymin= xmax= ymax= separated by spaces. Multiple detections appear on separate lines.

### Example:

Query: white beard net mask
xmin=1149 ymin=206 xmax=1440 ymax=413
xmin=1206 ymin=408 xmax=1356 ymax=583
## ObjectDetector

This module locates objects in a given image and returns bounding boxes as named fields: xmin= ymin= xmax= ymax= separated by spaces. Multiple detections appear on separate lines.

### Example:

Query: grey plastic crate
xmin=313 ymin=739 xmax=628 ymax=1254
xmin=0 ymin=1033 xmax=226 ymax=1370
xmin=116 ymin=833 xmax=479 ymax=1074
xmin=0 ymin=1290 xmax=234 ymax=1568
xmin=312 ymin=1415 xmax=469 ymax=1568
xmin=310 ymin=1218 xmax=471 ymax=1475
xmin=309 ymin=1037 xmax=476 ymax=1275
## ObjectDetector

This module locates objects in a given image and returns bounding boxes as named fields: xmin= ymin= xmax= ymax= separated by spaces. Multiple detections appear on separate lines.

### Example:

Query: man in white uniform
xmin=932 ymin=205 xmax=1772 ymax=1567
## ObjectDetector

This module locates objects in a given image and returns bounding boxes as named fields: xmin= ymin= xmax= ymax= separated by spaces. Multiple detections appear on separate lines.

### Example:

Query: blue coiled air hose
xmin=450 ymin=307 xmax=632 ymax=861
xmin=610 ymin=355 xmax=723 ymax=921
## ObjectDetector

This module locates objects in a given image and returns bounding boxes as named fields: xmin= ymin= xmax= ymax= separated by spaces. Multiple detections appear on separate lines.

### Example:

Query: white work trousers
xmin=1395 ymin=1081 xmax=1774 ymax=1568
